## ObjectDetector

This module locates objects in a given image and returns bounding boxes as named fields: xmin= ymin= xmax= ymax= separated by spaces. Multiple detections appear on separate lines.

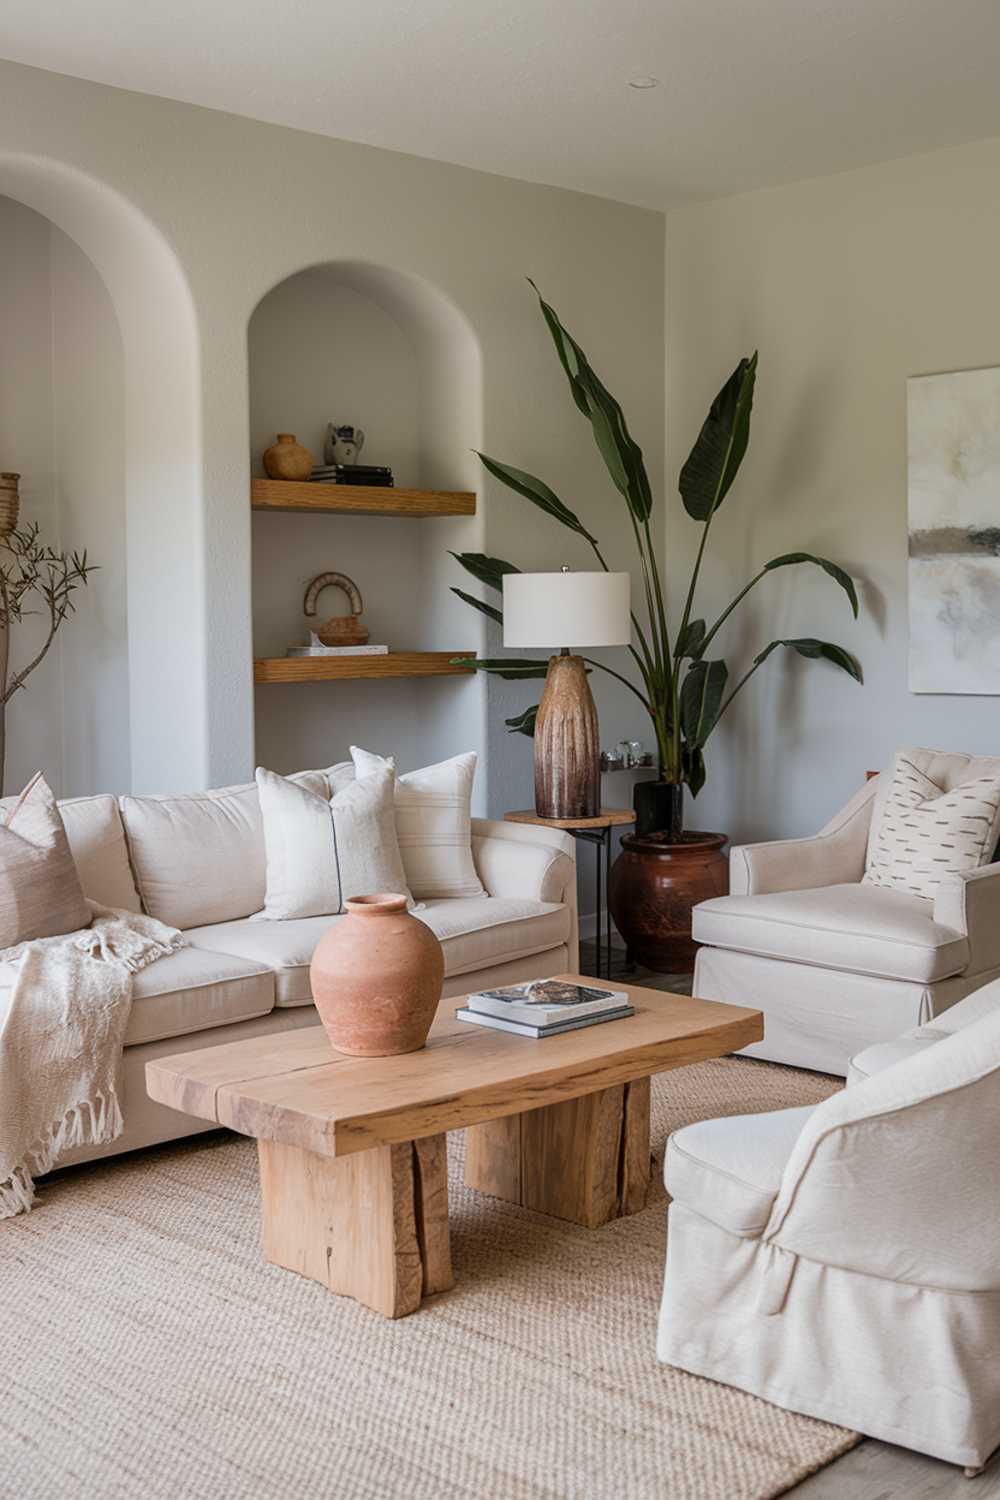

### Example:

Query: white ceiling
xmin=4 ymin=0 xmax=1000 ymax=207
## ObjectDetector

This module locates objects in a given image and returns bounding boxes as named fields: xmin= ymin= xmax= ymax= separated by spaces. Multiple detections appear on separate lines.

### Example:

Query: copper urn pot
xmin=608 ymin=831 xmax=728 ymax=973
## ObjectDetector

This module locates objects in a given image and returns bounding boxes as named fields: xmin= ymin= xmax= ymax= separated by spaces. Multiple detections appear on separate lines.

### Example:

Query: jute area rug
xmin=0 ymin=1055 xmax=857 ymax=1500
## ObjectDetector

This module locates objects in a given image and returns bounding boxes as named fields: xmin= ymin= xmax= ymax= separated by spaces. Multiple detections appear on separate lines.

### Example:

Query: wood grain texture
xmin=465 ymin=1076 xmax=651 ymax=1227
xmin=505 ymin=808 xmax=636 ymax=830
xmin=534 ymin=654 xmax=601 ymax=819
xmin=250 ymin=486 xmax=473 ymax=522
xmin=251 ymin=478 xmax=476 ymax=516
xmin=257 ymin=1134 xmax=450 ymax=1318
xmin=146 ymin=979 xmax=763 ymax=1160
xmin=254 ymin=652 xmax=474 ymax=683
xmin=619 ymin=1077 xmax=652 ymax=1216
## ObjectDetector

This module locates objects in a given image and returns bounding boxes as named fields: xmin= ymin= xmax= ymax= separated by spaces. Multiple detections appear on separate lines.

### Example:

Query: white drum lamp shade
xmin=503 ymin=571 xmax=631 ymax=649
xmin=501 ymin=570 xmax=632 ymax=820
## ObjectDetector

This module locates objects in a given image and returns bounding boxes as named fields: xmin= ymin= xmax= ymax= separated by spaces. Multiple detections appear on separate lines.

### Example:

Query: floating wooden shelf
xmin=251 ymin=479 xmax=475 ymax=517
xmin=254 ymin=652 xmax=475 ymax=684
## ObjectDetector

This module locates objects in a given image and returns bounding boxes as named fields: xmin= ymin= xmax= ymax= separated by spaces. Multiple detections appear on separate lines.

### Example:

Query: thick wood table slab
xmin=147 ymin=977 xmax=762 ymax=1318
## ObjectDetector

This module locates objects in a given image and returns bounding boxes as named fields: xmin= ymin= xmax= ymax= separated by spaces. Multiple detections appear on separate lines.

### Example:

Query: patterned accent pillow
xmin=0 ymin=773 xmax=91 ymax=948
xmin=254 ymin=765 xmax=412 ymax=920
xmin=864 ymin=753 xmax=1000 ymax=899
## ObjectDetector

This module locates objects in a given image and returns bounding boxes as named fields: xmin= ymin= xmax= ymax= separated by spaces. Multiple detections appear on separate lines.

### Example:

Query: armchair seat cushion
xmin=186 ymin=897 xmax=571 ymax=1006
xmin=693 ymin=883 xmax=968 ymax=984
xmin=665 ymin=1105 xmax=815 ymax=1238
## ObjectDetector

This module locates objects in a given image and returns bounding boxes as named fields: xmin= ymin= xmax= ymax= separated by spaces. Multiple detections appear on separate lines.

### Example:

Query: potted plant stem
xmin=448 ymin=283 xmax=862 ymax=968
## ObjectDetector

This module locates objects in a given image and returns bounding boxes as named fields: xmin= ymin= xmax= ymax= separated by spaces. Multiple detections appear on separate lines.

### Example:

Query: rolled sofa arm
xmin=471 ymin=818 xmax=579 ymax=965
xmin=729 ymin=777 xmax=879 ymax=896
xmin=934 ymin=863 xmax=1000 ymax=977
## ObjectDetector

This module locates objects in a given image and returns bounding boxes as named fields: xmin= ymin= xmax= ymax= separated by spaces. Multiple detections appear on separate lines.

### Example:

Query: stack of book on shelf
xmin=286 ymin=635 xmax=389 ymax=658
xmin=312 ymin=464 xmax=394 ymax=487
xmin=456 ymin=979 xmax=634 ymax=1039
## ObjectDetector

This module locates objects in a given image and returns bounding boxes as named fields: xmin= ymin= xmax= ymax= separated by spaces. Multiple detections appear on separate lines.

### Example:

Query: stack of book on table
xmin=456 ymin=979 xmax=634 ymax=1039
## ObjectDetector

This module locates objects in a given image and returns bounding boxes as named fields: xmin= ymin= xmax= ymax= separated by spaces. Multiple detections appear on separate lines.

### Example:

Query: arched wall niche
xmin=0 ymin=153 xmax=205 ymax=794
xmin=248 ymin=259 xmax=488 ymax=800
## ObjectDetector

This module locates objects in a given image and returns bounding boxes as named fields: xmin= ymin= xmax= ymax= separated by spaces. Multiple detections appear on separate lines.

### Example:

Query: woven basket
xmin=0 ymin=473 xmax=20 ymax=540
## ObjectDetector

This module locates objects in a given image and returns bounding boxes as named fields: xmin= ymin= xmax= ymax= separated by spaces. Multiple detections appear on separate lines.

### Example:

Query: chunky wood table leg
xmin=258 ymin=1133 xmax=453 ymax=1318
xmin=464 ymin=1076 xmax=651 ymax=1228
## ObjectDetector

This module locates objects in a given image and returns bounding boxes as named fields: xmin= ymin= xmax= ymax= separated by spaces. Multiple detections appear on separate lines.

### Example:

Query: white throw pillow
xmin=350 ymin=747 xmax=485 ymax=900
xmin=0 ymin=773 xmax=91 ymax=948
xmin=255 ymin=764 xmax=411 ymax=919
xmin=864 ymin=750 xmax=1000 ymax=899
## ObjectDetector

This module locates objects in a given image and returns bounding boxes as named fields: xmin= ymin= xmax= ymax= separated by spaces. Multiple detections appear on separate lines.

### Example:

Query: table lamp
xmin=503 ymin=568 xmax=631 ymax=819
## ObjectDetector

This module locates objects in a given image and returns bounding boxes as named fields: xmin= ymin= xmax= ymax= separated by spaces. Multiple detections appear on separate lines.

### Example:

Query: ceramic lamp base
xmin=533 ymin=653 xmax=600 ymax=819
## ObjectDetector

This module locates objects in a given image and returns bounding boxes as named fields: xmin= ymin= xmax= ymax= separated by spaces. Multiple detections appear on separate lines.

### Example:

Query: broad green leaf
xmin=505 ymin=704 xmax=538 ymax=737
xmin=754 ymin=638 xmax=863 ymax=682
xmin=680 ymin=659 xmax=729 ymax=748
xmin=450 ymin=587 xmax=503 ymax=626
xmin=528 ymin=278 xmax=590 ymax=417
xmin=682 ymin=743 xmax=706 ymax=797
xmin=476 ymin=453 xmax=598 ymax=543
xmin=676 ymin=618 xmax=706 ymax=660
xmin=450 ymin=656 xmax=551 ymax=680
xmin=763 ymin=553 xmax=859 ymax=618
xmin=529 ymin=281 xmax=653 ymax=523
xmin=449 ymin=552 xmax=521 ymax=594
xmin=679 ymin=353 xmax=758 ymax=521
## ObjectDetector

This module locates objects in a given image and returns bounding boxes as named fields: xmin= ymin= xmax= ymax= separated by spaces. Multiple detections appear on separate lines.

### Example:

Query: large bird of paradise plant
xmin=450 ymin=283 xmax=861 ymax=831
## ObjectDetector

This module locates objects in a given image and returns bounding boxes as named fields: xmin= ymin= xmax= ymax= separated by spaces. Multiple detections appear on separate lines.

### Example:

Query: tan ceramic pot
xmin=310 ymin=894 xmax=445 ymax=1056
xmin=262 ymin=432 xmax=314 ymax=481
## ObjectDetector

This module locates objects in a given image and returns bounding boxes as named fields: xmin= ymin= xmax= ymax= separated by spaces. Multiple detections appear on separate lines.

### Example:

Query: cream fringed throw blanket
xmin=0 ymin=903 xmax=184 ymax=1218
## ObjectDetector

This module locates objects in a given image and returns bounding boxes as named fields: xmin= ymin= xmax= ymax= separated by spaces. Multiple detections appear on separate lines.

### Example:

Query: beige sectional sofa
xmin=2 ymin=772 xmax=578 ymax=1166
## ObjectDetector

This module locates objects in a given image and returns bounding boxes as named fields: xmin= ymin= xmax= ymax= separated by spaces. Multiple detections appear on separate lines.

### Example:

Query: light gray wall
xmin=663 ymin=134 xmax=1000 ymax=844
xmin=0 ymin=195 xmax=128 ymax=797
xmin=0 ymin=58 xmax=664 ymax=825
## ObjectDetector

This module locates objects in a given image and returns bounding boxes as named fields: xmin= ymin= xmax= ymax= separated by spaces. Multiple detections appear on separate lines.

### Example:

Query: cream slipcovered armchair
xmin=657 ymin=979 xmax=1000 ymax=1471
xmin=692 ymin=748 xmax=1000 ymax=1074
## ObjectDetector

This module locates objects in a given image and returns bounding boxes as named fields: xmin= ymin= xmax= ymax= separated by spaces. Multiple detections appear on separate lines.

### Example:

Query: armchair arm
xmin=764 ymin=1010 xmax=1000 ymax=1292
xmin=470 ymin=819 xmax=578 ymax=964
xmin=729 ymin=778 xmax=878 ymax=896
xmin=934 ymin=863 xmax=1000 ymax=976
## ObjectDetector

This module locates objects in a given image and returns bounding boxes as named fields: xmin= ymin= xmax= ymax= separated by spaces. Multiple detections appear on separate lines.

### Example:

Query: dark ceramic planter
xmin=609 ymin=830 xmax=728 ymax=973
xmin=633 ymin=778 xmax=683 ymax=838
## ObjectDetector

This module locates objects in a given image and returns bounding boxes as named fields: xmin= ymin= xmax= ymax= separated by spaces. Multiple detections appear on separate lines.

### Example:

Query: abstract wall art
xmin=908 ymin=366 xmax=1000 ymax=694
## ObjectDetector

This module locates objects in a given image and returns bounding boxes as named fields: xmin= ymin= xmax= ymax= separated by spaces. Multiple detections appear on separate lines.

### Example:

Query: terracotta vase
xmin=262 ymin=433 xmax=314 ymax=481
xmin=608 ymin=831 xmax=728 ymax=973
xmin=0 ymin=473 xmax=20 ymax=539
xmin=310 ymin=894 xmax=445 ymax=1057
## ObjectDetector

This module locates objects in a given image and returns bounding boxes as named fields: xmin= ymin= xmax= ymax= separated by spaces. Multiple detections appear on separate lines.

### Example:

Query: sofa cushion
xmin=0 ymin=789 xmax=140 ymax=912
xmin=124 ymin=946 xmax=274 ymax=1046
xmin=0 ymin=943 xmax=274 ymax=1049
xmin=186 ymin=897 xmax=571 ymax=1006
xmin=120 ymin=772 xmax=328 ymax=929
xmin=693 ymin=883 xmax=968 ymax=984
xmin=665 ymin=1105 xmax=815 ymax=1238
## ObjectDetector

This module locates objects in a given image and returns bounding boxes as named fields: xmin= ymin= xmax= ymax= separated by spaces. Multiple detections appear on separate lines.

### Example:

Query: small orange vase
xmin=262 ymin=432 xmax=314 ymax=481
xmin=310 ymin=894 xmax=444 ymax=1056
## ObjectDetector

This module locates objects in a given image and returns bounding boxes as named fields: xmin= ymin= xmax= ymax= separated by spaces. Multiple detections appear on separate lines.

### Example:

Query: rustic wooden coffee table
xmin=146 ymin=976 xmax=761 ymax=1319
